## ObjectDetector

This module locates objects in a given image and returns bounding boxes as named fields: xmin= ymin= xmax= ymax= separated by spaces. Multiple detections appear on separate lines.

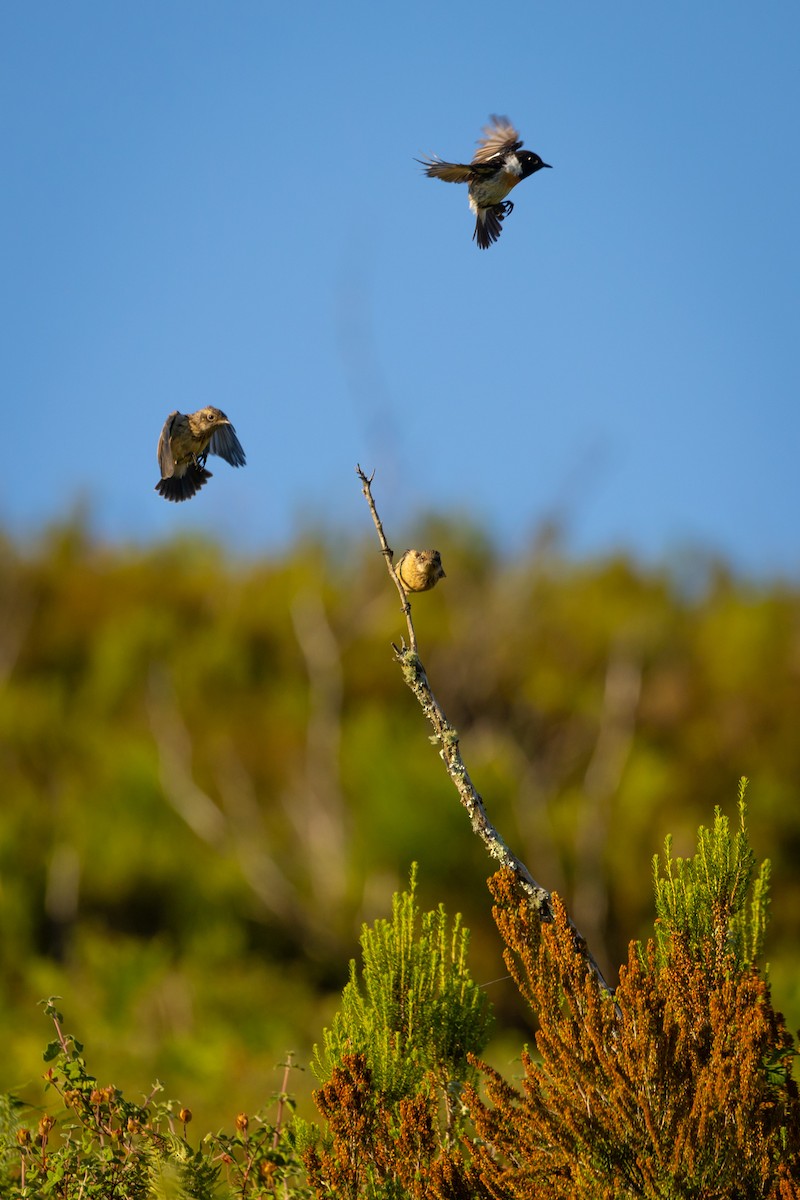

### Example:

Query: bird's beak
xmin=542 ymin=162 xmax=553 ymax=169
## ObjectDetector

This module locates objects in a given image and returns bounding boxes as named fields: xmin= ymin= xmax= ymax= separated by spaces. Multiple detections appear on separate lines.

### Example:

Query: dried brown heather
xmin=466 ymin=869 xmax=800 ymax=1200
xmin=304 ymin=1052 xmax=488 ymax=1199
xmin=304 ymin=1054 xmax=380 ymax=1199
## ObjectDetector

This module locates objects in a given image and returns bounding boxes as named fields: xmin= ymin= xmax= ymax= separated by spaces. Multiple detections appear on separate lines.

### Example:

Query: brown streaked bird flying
xmin=155 ymin=407 xmax=246 ymax=502
xmin=395 ymin=549 xmax=446 ymax=593
xmin=419 ymin=115 xmax=551 ymax=248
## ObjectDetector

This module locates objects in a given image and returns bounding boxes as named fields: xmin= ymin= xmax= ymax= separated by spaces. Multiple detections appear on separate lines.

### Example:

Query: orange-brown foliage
xmin=304 ymin=1053 xmax=487 ymax=1200
xmin=467 ymin=869 xmax=800 ymax=1199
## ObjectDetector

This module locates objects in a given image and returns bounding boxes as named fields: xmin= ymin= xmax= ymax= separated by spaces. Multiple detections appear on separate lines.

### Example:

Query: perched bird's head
xmin=187 ymin=407 xmax=231 ymax=437
xmin=396 ymin=549 xmax=446 ymax=594
xmin=518 ymin=150 xmax=552 ymax=179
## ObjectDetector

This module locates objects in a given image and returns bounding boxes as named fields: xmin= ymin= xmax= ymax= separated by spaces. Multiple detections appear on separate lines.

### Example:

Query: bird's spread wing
xmin=418 ymin=157 xmax=474 ymax=184
xmin=157 ymin=411 xmax=180 ymax=478
xmin=472 ymin=116 xmax=522 ymax=164
xmin=209 ymin=422 xmax=246 ymax=467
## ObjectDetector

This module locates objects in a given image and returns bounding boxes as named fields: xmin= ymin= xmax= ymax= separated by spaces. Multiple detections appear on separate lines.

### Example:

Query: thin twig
xmin=272 ymin=1054 xmax=293 ymax=1150
xmin=357 ymin=465 xmax=417 ymax=653
xmin=356 ymin=465 xmax=616 ymax=1000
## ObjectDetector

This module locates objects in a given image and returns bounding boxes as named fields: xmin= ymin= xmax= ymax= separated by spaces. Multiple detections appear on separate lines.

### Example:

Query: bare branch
xmin=356 ymin=464 xmax=417 ymax=653
xmin=357 ymin=466 xmax=616 ymax=999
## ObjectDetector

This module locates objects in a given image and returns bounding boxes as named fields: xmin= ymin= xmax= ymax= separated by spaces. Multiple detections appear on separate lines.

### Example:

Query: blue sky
xmin=2 ymin=2 xmax=798 ymax=576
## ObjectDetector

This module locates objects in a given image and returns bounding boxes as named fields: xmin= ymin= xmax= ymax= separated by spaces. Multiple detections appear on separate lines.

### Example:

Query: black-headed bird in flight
xmin=419 ymin=116 xmax=551 ymax=249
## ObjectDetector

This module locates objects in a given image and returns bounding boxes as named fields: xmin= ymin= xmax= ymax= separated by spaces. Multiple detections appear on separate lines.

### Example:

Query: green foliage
xmin=309 ymin=864 xmax=491 ymax=1104
xmin=302 ymin=870 xmax=493 ymax=1197
xmin=3 ymin=520 xmax=800 ymax=1115
xmin=310 ymin=865 xmax=492 ymax=1103
xmin=651 ymin=778 xmax=771 ymax=970
xmin=2 ymin=815 xmax=798 ymax=1197
xmin=0 ymin=1000 xmax=310 ymax=1199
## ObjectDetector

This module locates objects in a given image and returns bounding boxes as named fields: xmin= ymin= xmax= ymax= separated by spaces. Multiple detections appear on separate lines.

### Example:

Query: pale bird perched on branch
xmin=155 ymin=407 xmax=246 ymax=502
xmin=418 ymin=115 xmax=551 ymax=249
xmin=395 ymin=549 xmax=446 ymax=593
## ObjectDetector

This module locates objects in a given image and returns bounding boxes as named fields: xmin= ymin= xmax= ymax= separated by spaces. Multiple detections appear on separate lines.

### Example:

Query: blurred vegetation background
xmin=2 ymin=517 xmax=799 ymax=1132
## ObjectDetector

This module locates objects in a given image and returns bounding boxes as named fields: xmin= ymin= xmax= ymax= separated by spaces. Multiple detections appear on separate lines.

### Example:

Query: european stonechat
xmin=419 ymin=115 xmax=551 ymax=249
xmin=155 ymin=407 xmax=246 ymax=502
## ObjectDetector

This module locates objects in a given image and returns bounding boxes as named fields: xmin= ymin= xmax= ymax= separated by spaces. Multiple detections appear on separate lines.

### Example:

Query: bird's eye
xmin=206 ymin=410 xmax=217 ymax=420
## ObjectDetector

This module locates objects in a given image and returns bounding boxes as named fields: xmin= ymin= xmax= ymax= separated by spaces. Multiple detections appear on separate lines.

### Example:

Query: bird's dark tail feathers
xmin=474 ymin=205 xmax=507 ymax=250
xmin=155 ymin=465 xmax=213 ymax=502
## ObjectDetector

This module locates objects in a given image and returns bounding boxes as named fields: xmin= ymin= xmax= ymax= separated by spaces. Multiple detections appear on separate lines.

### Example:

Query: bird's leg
xmin=498 ymin=200 xmax=514 ymax=216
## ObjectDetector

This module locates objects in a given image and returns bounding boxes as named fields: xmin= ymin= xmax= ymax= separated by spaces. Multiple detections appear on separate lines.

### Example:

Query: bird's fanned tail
xmin=474 ymin=205 xmax=506 ymax=250
xmin=155 ymin=464 xmax=213 ymax=502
